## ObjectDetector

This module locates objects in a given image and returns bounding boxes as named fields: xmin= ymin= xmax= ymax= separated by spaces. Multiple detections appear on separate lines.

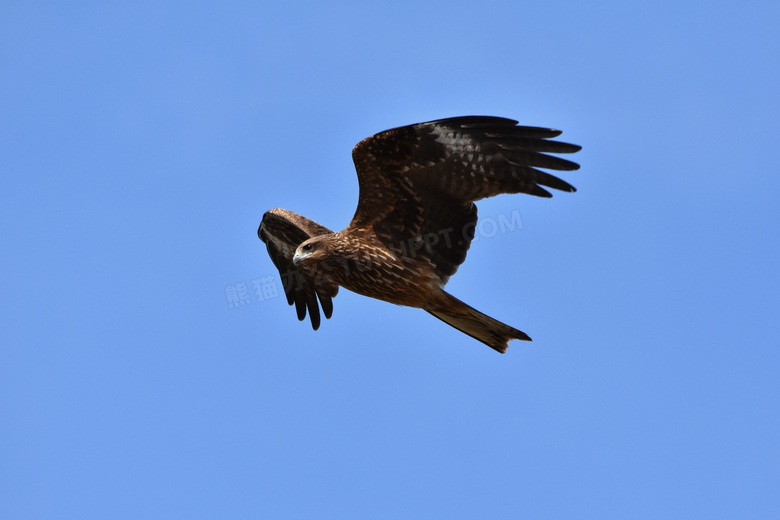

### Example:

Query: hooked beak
xmin=292 ymin=252 xmax=302 ymax=266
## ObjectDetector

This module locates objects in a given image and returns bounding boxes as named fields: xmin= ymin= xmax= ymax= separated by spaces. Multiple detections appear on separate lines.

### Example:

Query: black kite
xmin=258 ymin=116 xmax=581 ymax=353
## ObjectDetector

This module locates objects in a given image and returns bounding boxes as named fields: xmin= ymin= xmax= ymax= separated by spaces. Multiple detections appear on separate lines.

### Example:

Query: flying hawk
xmin=258 ymin=116 xmax=581 ymax=353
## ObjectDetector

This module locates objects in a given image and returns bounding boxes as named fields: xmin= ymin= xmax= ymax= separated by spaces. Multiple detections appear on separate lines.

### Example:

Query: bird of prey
xmin=258 ymin=116 xmax=580 ymax=353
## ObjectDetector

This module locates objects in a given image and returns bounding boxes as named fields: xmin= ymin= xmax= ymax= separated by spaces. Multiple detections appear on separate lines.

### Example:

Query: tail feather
xmin=426 ymin=291 xmax=531 ymax=354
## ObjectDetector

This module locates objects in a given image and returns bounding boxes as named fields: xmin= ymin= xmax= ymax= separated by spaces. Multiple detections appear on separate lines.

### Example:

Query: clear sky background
xmin=2 ymin=1 xmax=779 ymax=518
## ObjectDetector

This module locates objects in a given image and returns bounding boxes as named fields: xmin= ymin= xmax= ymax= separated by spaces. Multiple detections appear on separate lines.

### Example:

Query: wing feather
xmin=257 ymin=208 xmax=338 ymax=330
xmin=349 ymin=116 xmax=581 ymax=281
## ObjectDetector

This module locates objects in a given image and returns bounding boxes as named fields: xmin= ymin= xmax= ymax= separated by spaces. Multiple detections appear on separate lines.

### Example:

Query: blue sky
xmin=2 ymin=0 xmax=779 ymax=518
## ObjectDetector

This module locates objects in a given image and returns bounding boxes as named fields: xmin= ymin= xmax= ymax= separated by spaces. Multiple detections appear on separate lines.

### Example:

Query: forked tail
xmin=425 ymin=291 xmax=531 ymax=354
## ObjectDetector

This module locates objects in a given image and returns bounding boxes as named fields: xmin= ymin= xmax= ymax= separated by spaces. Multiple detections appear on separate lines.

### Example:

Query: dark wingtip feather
xmin=527 ymin=184 xmax=553 ymax=198
xmin=309 ymin=310 xmax=321 ymax=330
xmin=534 ymin=170 xmax=578 ymax=193
xmin=293 ymin=291 xmax=307 ymax=321
xmin=319 ymin=293 xmax=334 ymax=320
xmin=430 ymin=115 xmax=519 ymax=128
xmin=307 ymin=293 xmax=321 ymax=330
xmin=507 ymin=126 xmax=563 ymax=139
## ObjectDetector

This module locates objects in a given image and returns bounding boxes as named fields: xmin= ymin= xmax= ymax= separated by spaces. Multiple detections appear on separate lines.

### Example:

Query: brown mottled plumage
xmin=258 ymin=116 xmax=581 ymax=353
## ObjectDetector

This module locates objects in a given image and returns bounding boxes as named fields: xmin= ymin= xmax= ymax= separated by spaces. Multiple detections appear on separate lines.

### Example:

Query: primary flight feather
xmin=258 ymin=116 xmax=581 ymax=353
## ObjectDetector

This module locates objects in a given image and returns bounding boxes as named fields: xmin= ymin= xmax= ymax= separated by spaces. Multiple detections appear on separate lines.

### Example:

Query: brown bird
xmin=258 ymin=116 xmax=580 ymax=353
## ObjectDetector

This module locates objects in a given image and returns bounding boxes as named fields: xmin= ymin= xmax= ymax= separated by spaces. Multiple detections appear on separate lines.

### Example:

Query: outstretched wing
xmin=257 ymin=208 xmax=339 ymax=330
xmin=349 ymin=116 xmax=581 ymax=282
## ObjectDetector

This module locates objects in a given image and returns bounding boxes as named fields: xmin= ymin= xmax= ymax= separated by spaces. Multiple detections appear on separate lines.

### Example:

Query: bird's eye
xmin=302 ymin=243 xmax=313 ymax=252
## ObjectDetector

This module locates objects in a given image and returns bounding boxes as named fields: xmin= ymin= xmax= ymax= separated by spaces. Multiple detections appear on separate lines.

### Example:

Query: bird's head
xmin=292 ymin=237 xmax=326 ymax=266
